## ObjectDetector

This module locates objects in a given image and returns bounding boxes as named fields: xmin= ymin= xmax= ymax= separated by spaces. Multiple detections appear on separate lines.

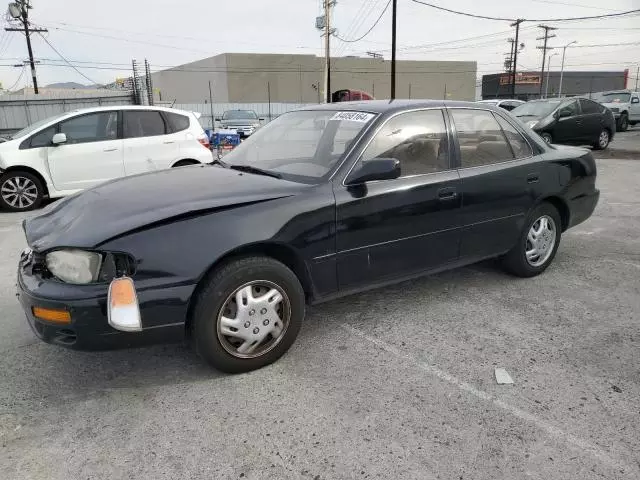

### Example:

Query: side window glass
xmin=165 ymin=112 xmax=190 ymax=133
xmin=495 ymin=114 xmax=533 ymax=159
xmin=451 ymin=109 xmax=515 ymax=168
xmin=59 ymin=112 xmax=118 ymax=144
xmin=28 ymin=126 xmax=57 ymax=148
xmin=558 ymin=100 xmax=579 ymax=117
xmin=124 ymin=111 xmax=166 ymax=138
xmin=361 ymin=109 xmax=450 ymax=177
xmin=580 ymin=99 xmax=602 ymax=115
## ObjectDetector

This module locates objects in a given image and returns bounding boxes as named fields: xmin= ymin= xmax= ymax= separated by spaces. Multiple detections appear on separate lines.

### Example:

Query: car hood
xmin=220 ymin=120 xmax=258 ymax=126
xmin=24 ymin=165 xmax=305 ymax=251
xmin=599 ymin=102 xmax=625 ymax=109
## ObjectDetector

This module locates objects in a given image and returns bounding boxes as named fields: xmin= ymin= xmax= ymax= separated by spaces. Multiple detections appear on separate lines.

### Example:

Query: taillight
xmin=198 ymin=135 xmax=211 ymax=150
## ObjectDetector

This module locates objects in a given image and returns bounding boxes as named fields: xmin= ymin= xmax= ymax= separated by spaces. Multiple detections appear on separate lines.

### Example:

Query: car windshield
xmin=10 ymin=112 xmax=68 ymax=139
xmin=223 ymin=110 xmax=258 ymax=120
xmin=223 ymin=110 xmax=377 ymax=183
xmin=511 ymin=100 xmax=563 ymax=118
xmin=592 ymin=92 xmax=631 ymax=103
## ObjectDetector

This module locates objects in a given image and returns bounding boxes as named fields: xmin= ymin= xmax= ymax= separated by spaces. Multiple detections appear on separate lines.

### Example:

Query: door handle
xmin=103 ymin=148 xmax=118 ymax=152
xmin=163 ymin=140 xmax=175 ymax=144
xmin=527 ymin=173 xmax=539 ymax=184
xmin=438 ymin=187 xmax=458 ymax=201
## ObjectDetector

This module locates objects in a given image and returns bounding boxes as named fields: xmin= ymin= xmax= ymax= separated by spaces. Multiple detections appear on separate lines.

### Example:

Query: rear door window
xmin=450 ymin=109 xmax=515 ymax=168
xmin=579 ymin=99 xmax=604 ymax=115
xmin=124 ymin=111 xmax=167 ymax=138
xmin=494 ymin=115 xmax=533 ymax=158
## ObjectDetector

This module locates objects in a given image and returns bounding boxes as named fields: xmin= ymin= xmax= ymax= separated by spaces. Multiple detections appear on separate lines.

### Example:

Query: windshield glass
xmin=223 ymin=110 xmax=377 ymax=182
xmin=512 ymin=100 xmax=563 ymax=118
xmin=592 ymin=92 xmax=631 ymax=103
xmin=11 ymin=112 xmax=68 ymax=139
xmin=222 ymin=110 xmax=258 ymax=120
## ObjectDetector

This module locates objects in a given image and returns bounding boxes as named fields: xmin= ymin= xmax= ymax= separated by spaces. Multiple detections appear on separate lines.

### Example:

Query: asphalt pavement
xmin=1 ymin=158 xmax=639 ymax=480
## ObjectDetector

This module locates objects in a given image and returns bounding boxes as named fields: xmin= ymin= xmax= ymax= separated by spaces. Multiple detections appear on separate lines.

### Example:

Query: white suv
xmin=0 ymin=106 xmax=213 ymax=211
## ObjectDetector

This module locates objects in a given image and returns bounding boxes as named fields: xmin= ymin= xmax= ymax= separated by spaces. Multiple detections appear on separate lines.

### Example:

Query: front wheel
xmin=0 ymin=171 xmax=44 ymax=211
xmin=192 ymin=256 xmax=305 ymax=373
xmin=501 ymin=203 xmax=562 ymax=278
xmin=617 ymin=113 xmax=629 ymax=132
xmin=593 ymin=129 xmax=610 ymax=150
xmin=540 ymin=132 xmax=553 ymax=144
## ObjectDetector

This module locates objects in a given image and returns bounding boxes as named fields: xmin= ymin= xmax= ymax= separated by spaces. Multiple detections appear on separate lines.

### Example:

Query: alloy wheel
xmin=1 ymin=176 xmax=38 ymax=210
xmin=525 ymin=215 xmax=557 ymax=267
xmin=598 ymin=130 xmax=609 ymax=149
xmin=216 ymin=281 xmax=291 ymax=359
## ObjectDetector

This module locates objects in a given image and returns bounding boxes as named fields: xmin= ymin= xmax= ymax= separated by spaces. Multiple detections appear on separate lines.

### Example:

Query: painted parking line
xmin=340 ymin=323 xmax=638 ymax=476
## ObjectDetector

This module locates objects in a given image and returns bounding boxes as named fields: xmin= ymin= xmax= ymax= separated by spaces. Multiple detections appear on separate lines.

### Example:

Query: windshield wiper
xmin=229 ymin=165 xmax=282 ymax=179
xmin=211 ymin=157 xmax=228 ymax=167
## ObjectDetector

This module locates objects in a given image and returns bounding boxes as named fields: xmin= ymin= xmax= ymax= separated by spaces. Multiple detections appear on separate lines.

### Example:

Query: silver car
xmin=217 ymin=110 xmax=263 ymax=137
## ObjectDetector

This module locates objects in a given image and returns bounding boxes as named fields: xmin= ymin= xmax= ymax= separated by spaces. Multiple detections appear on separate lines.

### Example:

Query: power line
xmin=5 ymin=66 xmax=26 ymax=92
xmin=528 ymin=0 xmax=625 ymax=11
xmin=409 ymin=0 xmax=640 ymax=22
xmin=334 ymin=0 xmax=392 ymax=42
xmin=334 ymin=0 xmax=384 ymax=56
xmin=37 ymin=33 xmax=101 ymax=86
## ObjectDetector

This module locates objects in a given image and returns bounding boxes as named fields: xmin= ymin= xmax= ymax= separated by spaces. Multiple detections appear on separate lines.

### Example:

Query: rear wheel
xmin=502 ymin=203 xmax=562 ymax=278
xmin=540 ymin=132 xmax=553 ymax=144
xmin=592 ymin=129 xmax=610 ymax=150
xmin=192 ymin=256 xmax=305 ymax=373
xmin=0 ymin=171 xmax=44 ymax=212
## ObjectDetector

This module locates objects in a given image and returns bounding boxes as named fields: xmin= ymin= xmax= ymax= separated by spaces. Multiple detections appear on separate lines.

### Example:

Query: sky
xmin=0 ymin=0 xmax=638 ymax=90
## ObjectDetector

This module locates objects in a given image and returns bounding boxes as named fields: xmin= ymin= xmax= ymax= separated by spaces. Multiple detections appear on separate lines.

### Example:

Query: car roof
xmin=298 ymin=99 xmax=498 ymax=114
xmin=64 ymin=105 xmax=197 ymax=115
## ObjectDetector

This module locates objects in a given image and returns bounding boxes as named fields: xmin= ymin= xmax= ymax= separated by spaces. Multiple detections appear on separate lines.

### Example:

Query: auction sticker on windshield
xmin=331 ymin=111 xmax=375 ymax=123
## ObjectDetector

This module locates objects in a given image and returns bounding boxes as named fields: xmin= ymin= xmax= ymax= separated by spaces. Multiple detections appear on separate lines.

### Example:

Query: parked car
xmin=216 ymin=110 xmax=263 ymax=138
xmin=592 ymin=90 xmax=640 ymax=132
xmin=0 ymin=106 xmax=212 ymax=212
xmin=332 ymin=89 xmax=374 ymax=102
xmin=511 ymin=97 xmax=615 ymax=149
xmin=478 ymin=99 xmax=526 ymax=111
xmin=17 ymin=100 xmax=599 ymax=373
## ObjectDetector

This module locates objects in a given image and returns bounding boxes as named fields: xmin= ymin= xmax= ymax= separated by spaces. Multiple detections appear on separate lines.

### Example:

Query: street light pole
xmin=544 ymin=53 xmax=558 ymax=99
xmin=558 ymin=40 xmax=577 ymax=98
xmin=390 ymin=0 xmax=397 ymax=100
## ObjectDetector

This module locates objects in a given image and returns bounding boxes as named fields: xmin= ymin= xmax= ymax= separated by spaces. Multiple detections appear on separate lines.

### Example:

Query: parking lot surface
xmin=1 ymin=158 xmax=639 ymax=480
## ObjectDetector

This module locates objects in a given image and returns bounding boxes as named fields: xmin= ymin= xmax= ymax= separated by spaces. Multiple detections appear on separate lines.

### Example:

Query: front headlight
xmin=526 ymin=120 xmax=538 ymax=129
xmin=46 ymin=250 xmax=102 ymax=284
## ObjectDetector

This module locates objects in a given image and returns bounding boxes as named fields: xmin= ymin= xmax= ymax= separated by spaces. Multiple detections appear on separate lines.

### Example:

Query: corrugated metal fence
xmin=0 ymin=93 xmax=134 ymax=134
xmin=169 ymin=102 xmax=316 ymax=129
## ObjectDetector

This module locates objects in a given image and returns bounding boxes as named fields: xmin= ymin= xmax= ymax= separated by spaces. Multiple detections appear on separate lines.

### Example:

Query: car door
xmin=46 ymin=111 xmax=124 ymax=192
xmin=579 ymin=98 xmax=606 ymax=141
xmin=449 ymin=108 xmax=543 ymax=260
xmin=122 ymin=110 xmax=180 ymax=175
xmin=629 ymin=94 xmax=640 ymax=122
xmin=552 ymin=99 xmax=582 ymax=143
xmin=333 ymin=109 xmax=462 ymax=289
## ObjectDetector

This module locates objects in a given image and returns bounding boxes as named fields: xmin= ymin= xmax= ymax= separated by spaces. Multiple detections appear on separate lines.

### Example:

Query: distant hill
xmin=45 ymin=82 xmax=102 ymax=89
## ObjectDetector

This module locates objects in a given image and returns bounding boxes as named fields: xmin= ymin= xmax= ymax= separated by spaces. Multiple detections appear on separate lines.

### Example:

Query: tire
xmin=617 ymin=113 xmax=629 ymax=132
xmin=192 ymin=256 xmax=305 ymax=373
xmin=592 ymin=128 xmax=610 ymax=150
xmin=172 ymin=160 xmax=200 ymax=167
xmin=0 ymin=170 xmax=44 ymax=212
xmin=540 ymin=132 xmax=553 ymax=144
xmin=501 ymin=203 xmax=562 ymax=278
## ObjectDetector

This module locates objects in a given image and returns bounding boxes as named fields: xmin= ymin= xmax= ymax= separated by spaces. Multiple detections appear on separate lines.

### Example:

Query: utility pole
xmin=208 ymin=80 xmax=215 ymax=131
xmin=323 ymin=0 xmax=336 ymax=103
xmin=544 ymin=53 xmax=558 ymax=98
xmin=391 ymin=0 xmax=398 ymax=100
xmin=536 ymin=25 xmax=557 ymax=98
xmin=510 ymin=19 xmax=524 ymax=98
xmin=5 ymin=1 xmax=47 ymax=94
xmin=558 ymin=40 xmax=577 ymax=97
xmin=635 ymin=65 xmax=639 ymax=91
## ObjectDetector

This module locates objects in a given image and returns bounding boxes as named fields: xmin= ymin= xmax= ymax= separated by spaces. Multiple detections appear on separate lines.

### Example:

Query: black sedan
xmin=17 ymin=100 xmax=599 ymax=373
xmin=511 ymin=97 xmax=616 ymax=149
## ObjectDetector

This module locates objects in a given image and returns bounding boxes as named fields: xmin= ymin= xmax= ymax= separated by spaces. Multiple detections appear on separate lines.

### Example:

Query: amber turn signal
xmin=32 ymin=306 xmax=71 ymax=324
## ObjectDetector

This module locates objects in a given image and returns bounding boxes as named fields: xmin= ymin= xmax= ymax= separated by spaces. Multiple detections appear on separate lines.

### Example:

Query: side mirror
xmin=632 ymin=98 xmax=640 ymax=104
xmin=259 ymin=117 xmax=265 ymax=121
xmin=215 ymin=117 xmax=221 ymax=122
xmin=51 ymin=133 xmax=67 ymax=145
xmin=346 ymin=157 xmax=400 ymax=185
xmin=557 ymin=109 xmax=572 ymax=119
